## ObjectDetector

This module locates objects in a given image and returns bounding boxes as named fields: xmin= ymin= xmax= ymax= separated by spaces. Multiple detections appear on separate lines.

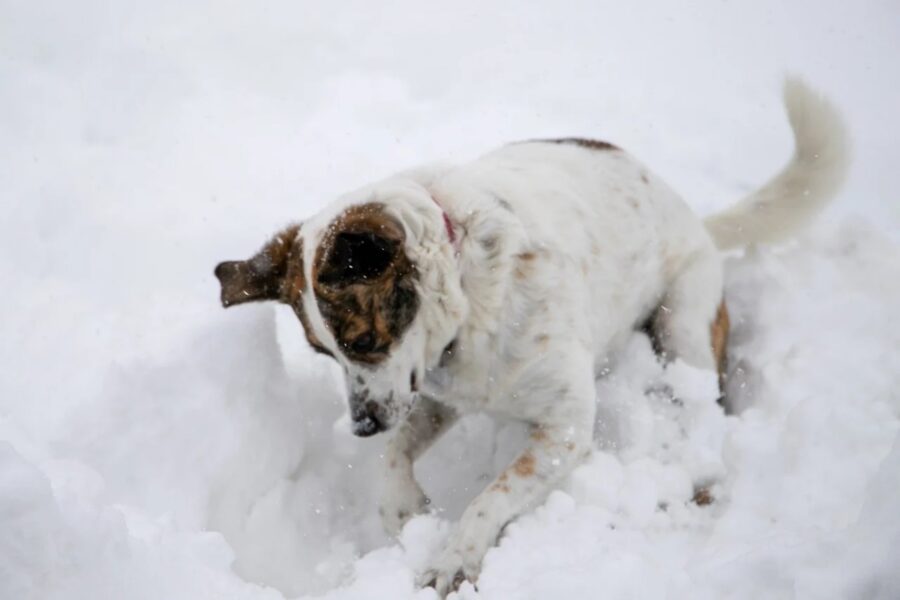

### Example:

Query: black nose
xmin=352 ymin=414 xmax=386 ymax=437
xmin=351 ymin=400 xmax=387 ymax=437
xmin=349 ymin=332 xmax=376 ymax=354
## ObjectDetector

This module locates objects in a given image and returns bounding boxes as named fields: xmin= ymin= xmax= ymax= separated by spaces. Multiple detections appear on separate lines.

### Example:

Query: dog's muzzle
xmin=350 ymin=394 xmax=390 ymax=437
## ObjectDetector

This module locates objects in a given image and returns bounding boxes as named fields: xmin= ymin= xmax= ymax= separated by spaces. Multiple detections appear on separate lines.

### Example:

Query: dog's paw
xmin=418 ymin=551 xmax=476 ymax=598
xmin=379 ymin=475 xmax=429 ymax=537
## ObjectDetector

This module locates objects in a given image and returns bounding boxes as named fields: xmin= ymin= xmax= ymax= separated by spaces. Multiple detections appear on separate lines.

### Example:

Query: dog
xmin=215 ymin=79 xmax=847 ymax=596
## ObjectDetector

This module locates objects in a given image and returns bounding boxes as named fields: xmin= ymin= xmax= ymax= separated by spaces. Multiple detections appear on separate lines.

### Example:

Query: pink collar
xmin=432 ymin=196 xmax=459 ymax=252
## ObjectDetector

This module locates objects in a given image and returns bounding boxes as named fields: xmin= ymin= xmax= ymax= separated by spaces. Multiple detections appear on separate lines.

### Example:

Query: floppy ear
xmin=214 ymin=224 xmax=301 ymax=307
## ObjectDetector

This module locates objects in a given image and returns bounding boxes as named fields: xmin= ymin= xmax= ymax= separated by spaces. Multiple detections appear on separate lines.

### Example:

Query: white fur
xmin=704 ymin=78 xmax=850 ymax=250
xmin=296 ymin=78 xmax=848 ymax=596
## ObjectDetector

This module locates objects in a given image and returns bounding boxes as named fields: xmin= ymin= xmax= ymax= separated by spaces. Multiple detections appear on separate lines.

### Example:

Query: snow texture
xmin=1 ymin=1 xmax=899 ymax=599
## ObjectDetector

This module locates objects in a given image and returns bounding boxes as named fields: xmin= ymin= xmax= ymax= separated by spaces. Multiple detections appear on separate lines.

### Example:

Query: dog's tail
xmin=703 ymin=78 xmax=850 ymax=251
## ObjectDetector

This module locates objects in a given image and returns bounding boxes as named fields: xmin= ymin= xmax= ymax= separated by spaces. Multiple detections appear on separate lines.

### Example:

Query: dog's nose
xmin=351 ymin=399 xmax=387 ymax=437
xmin=352 ymin=413 xmax=386 ymax=437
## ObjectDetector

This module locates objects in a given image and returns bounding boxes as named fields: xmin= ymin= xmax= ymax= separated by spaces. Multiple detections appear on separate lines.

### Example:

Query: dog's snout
xmin=351 ymin=397 xmax=388 ymax=437
xmin=353 ymin=413 xmax=385 ymax=437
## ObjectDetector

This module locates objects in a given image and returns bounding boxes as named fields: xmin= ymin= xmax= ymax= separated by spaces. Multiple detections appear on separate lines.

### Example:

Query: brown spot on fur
xmin=693 ymin=486 xmax=714 ymax=506
xmin=528 ymin=137 xmax=620 ymax=151
xmin=513 ymin=452 xmax=536 ymax=478
xmin=641 ymin=299 xmax=729 ymax=395
xmin=530 ymin=428 xmax=548 ymax=442
xmin=215 ymin=224 xmax=334 ymax=357
xmin=215 ymin=224 xmax=300 ymax=307
xmin=491 ymin=483 xmax=511 ymax=493
xmin=711 ymin=300 xmax=729 ymax=390
xmin=313 ymin=203 xmax=419 ymax=364
xmin=515 ymin=251 xmax=539 ymax=280
xmin=280 ymin=235 xmax=332 ymax=356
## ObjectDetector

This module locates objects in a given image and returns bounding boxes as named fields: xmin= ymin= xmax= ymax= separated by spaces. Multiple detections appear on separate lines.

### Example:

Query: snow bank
xmin=3 ymin=224 xmax=898 ymax=600
xmin=2 ymin=1 xmax=899 ymax=599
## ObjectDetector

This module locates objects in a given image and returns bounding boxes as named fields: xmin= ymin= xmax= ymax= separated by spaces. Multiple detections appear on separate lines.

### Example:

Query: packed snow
xmin=2 ymin=1 xmax=899 ymax=599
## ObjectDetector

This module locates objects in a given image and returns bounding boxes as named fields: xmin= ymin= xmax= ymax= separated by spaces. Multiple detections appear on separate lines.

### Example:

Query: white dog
xmin=215 ymin=79 xmax=847 ymax=596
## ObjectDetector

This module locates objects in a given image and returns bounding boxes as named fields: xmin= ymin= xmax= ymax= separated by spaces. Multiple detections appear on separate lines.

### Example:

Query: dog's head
xmin=215 ymin=198 xmax=447 ymax=437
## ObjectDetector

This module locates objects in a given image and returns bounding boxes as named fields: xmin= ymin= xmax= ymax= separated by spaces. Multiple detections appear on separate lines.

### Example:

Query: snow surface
xmin=2 ymin=1 xmax=899 ymax=599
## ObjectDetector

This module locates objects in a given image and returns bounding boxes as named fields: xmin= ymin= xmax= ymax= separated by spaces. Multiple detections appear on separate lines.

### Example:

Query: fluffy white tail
xmin=704 ymin=78 xmax=850 ymax=250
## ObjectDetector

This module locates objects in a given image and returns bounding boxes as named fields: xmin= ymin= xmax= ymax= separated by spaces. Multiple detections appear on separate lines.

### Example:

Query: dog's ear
xmin=215 ymin=224 xmax=301 ymax=307
xmin=316 ymin=204 xmax=406 ymax=287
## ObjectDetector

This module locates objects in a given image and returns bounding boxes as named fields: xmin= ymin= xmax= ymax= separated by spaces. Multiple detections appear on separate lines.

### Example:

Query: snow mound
xmin=2 ymin=221 xmax=899 ymax=600
xmin=2 ymin=2 xmax=899 ymax=597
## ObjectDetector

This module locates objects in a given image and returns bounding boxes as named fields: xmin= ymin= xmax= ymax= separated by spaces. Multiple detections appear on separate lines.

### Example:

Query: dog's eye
xmin=319 ymin=232 xmax=396 ymax=286
xmin=349 ymin=332 xmax=376 ymax=354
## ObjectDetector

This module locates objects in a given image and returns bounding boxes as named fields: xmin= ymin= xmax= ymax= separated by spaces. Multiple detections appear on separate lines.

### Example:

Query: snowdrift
xmin=2 ymin=2 xmax=899 ymax=599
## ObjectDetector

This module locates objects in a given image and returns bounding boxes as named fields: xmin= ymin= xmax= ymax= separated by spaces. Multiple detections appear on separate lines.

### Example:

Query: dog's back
xmin=427 ymin=137 xmax=714 ymax=370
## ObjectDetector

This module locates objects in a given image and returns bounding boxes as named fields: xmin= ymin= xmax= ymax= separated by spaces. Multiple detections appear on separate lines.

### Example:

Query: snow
xmin=2 ymin=1 xmax=899 ymax=599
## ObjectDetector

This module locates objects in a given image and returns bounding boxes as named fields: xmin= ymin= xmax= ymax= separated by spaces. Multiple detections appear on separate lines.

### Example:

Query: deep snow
xmin=2 ymin=1 xmax=899 ymax=599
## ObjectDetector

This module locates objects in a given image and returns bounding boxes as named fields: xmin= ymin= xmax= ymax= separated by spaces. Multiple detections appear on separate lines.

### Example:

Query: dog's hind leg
xmin=380 ymin=396 xmax=458 ymax=537
xmin=650 ymin=246 xmax=729 ymax=387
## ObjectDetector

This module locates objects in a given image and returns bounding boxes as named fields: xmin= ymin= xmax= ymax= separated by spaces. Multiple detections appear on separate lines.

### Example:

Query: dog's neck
xmin=382 ymin=175 xmax=528 ymax=377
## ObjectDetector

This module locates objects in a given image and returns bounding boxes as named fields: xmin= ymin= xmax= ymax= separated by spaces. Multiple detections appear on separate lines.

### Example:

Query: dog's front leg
xmin=420 ymin=401 xmax=594 ymax=596
xmin=380 ymin=396 xmax=458 ymax=537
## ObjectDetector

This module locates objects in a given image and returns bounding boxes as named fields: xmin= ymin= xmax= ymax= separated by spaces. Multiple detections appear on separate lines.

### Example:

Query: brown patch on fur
xmin=530 ymin=137 xmax=620 ymax=151
xmin=512 ymin=452 xmax=537 ymax=478
xmin=641 ymin=299 xmax=730 ymax=394
xmin=215 ymin=224 xmax=300 ymax=307
xmin=215 ymin=225 xmax=332 ymax=356
xmin=693 ymin=486 xmax=714 ymax=506
xmin=283 ymin=237 xmax=333 ymax=357
xmin=490 ymin=483 xmax=511 ymax=493
xmin=711 ymin=300 xmax=729 ymax=391
xmin=514 ymin=251 xmax=539 ymax=280
xmin=313 ymin=203 xmax=419 ymax=364
xmin=215 ymin=225 xmax=334 ymax=357
xmin=530 ymin=428 xmax=547 ymax=443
